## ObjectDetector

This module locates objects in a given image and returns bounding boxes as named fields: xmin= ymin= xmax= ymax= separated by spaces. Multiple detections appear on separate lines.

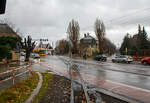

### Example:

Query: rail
xmin=0 ymin=63 xmax=31 ymax=85
xmin=67 ymin=59 xmax=104 ymax=103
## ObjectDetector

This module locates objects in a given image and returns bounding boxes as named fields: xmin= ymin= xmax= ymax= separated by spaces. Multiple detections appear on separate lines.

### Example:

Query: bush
xmin=0 ymin=36 xmax=21 ymax=49
xmin=0 ymin=72 xmax=39 ymax=103
xmin=0 ymin=45 xmax=11 ymax=59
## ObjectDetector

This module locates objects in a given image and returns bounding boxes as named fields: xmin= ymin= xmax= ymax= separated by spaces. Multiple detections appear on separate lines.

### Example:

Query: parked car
xmin=141 ymin=57 xmax=150 ymax=65
xmin=94 ymin=55 xmax=107 ymax=62
xmin=20 ymin=52 xmax=26 ymax=56
xmin=112 ymin=55 xmax=133 ymax=63
xmin=30 ymin=53 xmax=40 ymax=59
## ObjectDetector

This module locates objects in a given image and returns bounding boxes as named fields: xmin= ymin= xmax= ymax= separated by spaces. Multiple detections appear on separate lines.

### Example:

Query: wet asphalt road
xmin=39 ymin=56 xmax=150 ymax=91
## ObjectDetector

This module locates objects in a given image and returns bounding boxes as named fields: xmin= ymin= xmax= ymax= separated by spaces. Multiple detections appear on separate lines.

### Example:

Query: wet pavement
xmin=60 ymin=56 xmax=150 ymax=91
xmin=37 ymin=55 xmax=150 ymax=103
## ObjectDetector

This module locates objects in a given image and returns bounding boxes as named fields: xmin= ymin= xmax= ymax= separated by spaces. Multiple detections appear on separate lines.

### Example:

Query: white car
xmin=30 ymin=53 xmax=40 ymax=59
xmin=112 ymin=55 xmax=133 ymax=63
xmin=20 ymin=52 xmax=26 ymax=56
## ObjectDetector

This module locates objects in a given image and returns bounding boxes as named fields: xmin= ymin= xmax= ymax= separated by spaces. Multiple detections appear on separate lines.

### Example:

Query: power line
xmin=82 ymin=7 xmax=150 ymax=30
xmin=105 ymin=7 xmax=150 ymax=24
xmin=109 ymin=15 xmax=150 ymax=26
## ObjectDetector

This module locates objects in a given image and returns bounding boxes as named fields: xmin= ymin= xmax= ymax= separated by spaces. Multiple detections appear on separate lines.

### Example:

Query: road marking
xmin=79 ymin=72 xmax=150 ymax=93
xmin=106 ymin=79 xmax=150 ymax=93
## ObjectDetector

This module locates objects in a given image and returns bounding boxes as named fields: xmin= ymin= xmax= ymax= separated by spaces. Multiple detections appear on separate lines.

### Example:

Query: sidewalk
xmin=82 ymin=73 xmax=150 ymax=103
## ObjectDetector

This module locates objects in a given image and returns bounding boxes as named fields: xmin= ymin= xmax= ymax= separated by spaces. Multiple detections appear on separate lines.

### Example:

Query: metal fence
xmin=67 ymin=58 xmax=104 ymax=103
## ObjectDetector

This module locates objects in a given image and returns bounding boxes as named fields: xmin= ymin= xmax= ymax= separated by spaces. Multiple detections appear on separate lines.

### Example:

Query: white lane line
xmin=104 ymin=79 xmax=150 ymax=93
xmin=80 ymin=72 xmax=150 ymax=93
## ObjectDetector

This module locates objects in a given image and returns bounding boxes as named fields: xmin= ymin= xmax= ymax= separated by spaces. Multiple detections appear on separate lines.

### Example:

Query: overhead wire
xmin=105 ymin=7 xmax=150 ymax=24
xmin=82 ymin=7 xmax=150 ymax=30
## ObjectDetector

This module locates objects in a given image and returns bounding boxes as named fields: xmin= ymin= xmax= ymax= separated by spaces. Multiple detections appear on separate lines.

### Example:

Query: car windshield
xmin=120 ymin=56 xmax=126 ymax=58
xmin=128 ymin=56 xmax=132 ymax=59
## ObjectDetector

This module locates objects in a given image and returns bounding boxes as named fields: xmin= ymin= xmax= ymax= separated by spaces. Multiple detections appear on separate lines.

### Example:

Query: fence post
xmin=28 ymin=62 xmax=31 ymax=76
xmin=12 ymin=67 xmax=15 ymax=85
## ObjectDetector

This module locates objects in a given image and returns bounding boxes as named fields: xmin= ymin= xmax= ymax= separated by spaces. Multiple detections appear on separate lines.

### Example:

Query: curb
xmin=25 ymin=72 xmax=43 ymax=103
xmin=95 ymin=87 xmax=140 ymax=103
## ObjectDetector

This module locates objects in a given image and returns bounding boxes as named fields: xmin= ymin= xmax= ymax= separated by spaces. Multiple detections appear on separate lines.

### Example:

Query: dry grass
xmin=32 ymin=73 xmax=53 ymax=103
xmin=0 ymin=72 xmax=39 ymax=103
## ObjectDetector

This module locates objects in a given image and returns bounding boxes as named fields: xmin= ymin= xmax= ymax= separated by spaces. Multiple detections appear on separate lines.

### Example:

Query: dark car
xmin=141 ymin=57 xmax=150 ymax=65
xmin=94 ymin=55 xmax=107 ymax=62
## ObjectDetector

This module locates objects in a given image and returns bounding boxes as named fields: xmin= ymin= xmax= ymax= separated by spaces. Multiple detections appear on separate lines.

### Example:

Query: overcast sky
xmin=0 ymin=0 xmax=150 ymax=47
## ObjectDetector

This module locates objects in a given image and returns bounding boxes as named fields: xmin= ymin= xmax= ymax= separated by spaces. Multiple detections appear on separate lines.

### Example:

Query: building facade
xmin=0 ymin=24 xmax=21 ymax=61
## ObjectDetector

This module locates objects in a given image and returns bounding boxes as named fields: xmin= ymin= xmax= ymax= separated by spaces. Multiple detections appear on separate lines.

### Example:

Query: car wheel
xmin=122 ymin=60 xmax=126 ymax=63
xmin=143 ymin=61 xmax=148 ymax=65
xmin=112 ymin=60 xmax=115 ymax=63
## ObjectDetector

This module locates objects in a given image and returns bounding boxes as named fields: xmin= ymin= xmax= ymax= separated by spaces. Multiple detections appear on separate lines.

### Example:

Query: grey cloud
xmin=0 ymin=0 xmax=150 ymax=45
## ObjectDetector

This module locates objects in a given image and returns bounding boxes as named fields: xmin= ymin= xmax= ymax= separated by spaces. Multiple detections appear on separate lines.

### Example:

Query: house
xmin=0 ymin=24 xmax=21 ymax=61
xmin=80 ymin=33 xmax=97 ymax=48
xmin=38 ymin=42 xmax=52 ymax=49
xmin=0 ymin=24 xmax=19 ymax=37
xmin=79 ymin=33 xmax=98 ymax=56
xmin=37 ymin=41 xmax=53 ymax=55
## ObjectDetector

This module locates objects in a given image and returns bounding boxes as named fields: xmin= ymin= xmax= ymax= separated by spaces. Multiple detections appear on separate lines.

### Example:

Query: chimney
xmin=84 ymin=33 xmax=86 ymax=37
xmin=87 ymin=33 xmax=90 ymax=36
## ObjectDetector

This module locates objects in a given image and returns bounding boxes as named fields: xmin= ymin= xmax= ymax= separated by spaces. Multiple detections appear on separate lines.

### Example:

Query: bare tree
xmin=57 ymin=39 xmax=69 ymax=54
xmin=21 ymin=36 xmax=36 ymax=61
xmin=67 ymin=19 xmax=80 ymax=54
xmin=94 ymin=18 xmax=106 ymax=54
xmin=103 ymin=38 xmax=116 ymax=55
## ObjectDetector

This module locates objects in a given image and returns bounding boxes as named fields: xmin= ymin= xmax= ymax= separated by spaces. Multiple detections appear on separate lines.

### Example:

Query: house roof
xmin=80 ymin=34 xmax=95 ymax=40
xmin=38 ymin=42 xmax=52 ymax=48
xmin=0 ymin=24 xmax=19 ymax=37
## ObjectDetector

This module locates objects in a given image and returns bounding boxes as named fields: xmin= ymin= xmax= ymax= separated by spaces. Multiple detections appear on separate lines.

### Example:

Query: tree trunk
xmin=25 ymin=51 xmax=30 ymax=62
xmin=98 ymin=40 xmax=103 ymax=54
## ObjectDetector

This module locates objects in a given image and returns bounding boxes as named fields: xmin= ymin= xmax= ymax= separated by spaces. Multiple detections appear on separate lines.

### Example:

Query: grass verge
xmin=32 ymin=73 xmax=53 ymax=103
xmin=0 ymin=72 xmax=39 ymax=103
